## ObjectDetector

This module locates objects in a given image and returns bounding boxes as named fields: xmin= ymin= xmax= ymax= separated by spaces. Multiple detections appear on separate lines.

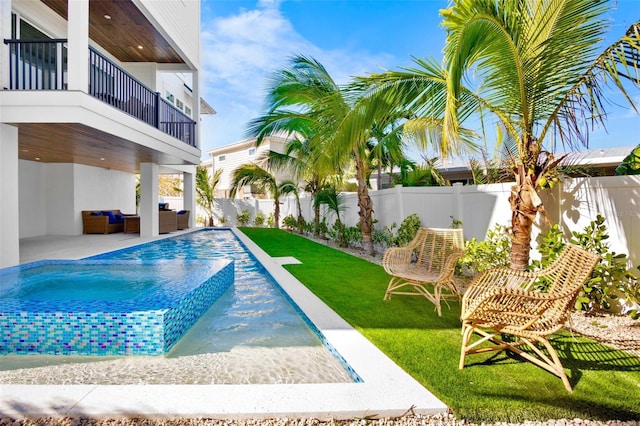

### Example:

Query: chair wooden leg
xmin=459 ymin=324 xmax=474 ymax=369
xmin=384 ymin=277 xmax=402 ymax=300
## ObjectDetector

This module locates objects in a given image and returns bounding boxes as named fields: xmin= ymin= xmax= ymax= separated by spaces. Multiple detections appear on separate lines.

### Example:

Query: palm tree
xmin=359 ymin=2 xmax=639 ymax=269
xmin=278 ymin=179 xmax=304 ymax=225
xmin=247 ymin=55 xmax=380 ymax=255
xmin=195 ymin=165 xmax=222 ymax=227
xmin=314 ymin=185 xmax=347 ymax=227
xmin=229 ymin=163 xmax=286 ymax=228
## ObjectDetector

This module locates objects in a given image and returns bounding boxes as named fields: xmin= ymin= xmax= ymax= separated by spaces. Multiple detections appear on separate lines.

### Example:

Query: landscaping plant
xmin=236 ymin=210 xmax=250 ymax=226
xmin=533 ymin=216 xmax=640 ymax=318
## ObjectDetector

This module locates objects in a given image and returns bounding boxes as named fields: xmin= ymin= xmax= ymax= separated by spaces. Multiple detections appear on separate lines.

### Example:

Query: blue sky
xmin=199 ymin=0 xmax=640 ymax=160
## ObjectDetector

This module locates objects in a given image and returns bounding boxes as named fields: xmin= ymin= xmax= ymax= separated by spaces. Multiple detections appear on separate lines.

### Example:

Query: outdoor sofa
xmin=82 ymin=209 xmax=131 ymax=234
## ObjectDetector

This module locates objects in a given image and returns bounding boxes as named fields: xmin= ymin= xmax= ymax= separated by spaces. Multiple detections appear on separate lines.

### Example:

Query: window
xmin=166 ymin=92 xmax=174 ymax=104
xmin=218 ymin=155 xmax=226 ymax=162
xmin=176 ymin=99 xmax=184 ymax=111
xmin=184 ymin=106 xmax=192 ymax=117
xmin=248 ymin=148 xmax=256 ymax=156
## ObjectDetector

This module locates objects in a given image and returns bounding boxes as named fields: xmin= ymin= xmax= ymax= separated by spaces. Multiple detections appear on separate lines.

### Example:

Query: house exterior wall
xmin=136 ymin=0 xmax=200 ymax=69
xmin=18 ymin=160 xmax=47 ymax=239
xmin=209 ymin=137 xmax=294 ymax=198
xmin=18 ymin=161 xmax=136 ymax=238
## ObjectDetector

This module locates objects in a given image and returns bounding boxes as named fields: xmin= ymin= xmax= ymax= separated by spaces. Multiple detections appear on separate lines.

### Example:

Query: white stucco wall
xmin=73 ymin=164 xmax=137 ymax=234
xmin=18 ymin=160 xmax=47 ymax=239
xmin=18 ymin=162 xmax=137 ymax=237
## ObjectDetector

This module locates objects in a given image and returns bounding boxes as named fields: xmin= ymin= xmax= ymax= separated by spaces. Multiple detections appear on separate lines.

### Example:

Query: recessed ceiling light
xmin=138 ymin=45 xmax=143 ymax=50
xmin=104 ymin=14 xmax=111 ymax=19
xmin=22 ymin=149 xmax=29 ymax=152
xmin=35 ymin=157 xmax=41 ymax=161
xmin=100 ymin=157 xmax=105 ymax=161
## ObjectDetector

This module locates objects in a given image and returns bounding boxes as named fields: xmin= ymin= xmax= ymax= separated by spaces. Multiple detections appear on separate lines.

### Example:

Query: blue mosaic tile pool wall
xmin=0 ymin=259 xmax=234 ymax=356
xmin=162 ymin=262 xmax=234 ymax=351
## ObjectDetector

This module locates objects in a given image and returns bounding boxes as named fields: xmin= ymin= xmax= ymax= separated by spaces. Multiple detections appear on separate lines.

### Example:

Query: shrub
xmin=312 ymin=218 xmax=329 ymax=239
xmin=395 ymin=214 xmax=421 ymax=246
xmin=534 ymin=215 xmax=640 ymax=318
xmin=282 ymin=214 xmax=297 ymax=231
xmin=373 ymin=223 xmax=397 ymax=249
xmin=253 ymin=211 xmax=265 ymax=227
xmin=328 ymin=222 xmax=362 ymax=248
xmin=458 ymin=223 xmax=511 ymax=275
xmin=236 ymin=210 xmax=250 ymax=226
xmin=267 ymin=212 xmax=275 ymax=228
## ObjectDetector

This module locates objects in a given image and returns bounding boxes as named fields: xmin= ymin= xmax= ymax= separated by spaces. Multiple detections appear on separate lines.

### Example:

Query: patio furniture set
xmin=382 ymin=227 xmax=600 ymax=392
xmin=82 ymin=208 xmax=190 ymax=235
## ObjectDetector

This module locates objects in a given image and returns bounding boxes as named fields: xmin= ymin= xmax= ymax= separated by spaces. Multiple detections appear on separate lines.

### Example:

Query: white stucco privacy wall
xmin=206 ymin=176 xmax=639 ymax=267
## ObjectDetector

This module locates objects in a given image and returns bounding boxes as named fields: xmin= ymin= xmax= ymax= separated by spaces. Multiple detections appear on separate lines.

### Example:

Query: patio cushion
xmin=91 ymin=212 xmax=103 ymax=216
xmin=103 ymin=211 xmax=118 ymax=224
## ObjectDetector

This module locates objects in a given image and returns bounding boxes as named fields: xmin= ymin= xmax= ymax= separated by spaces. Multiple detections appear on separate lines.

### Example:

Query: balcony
xmin=3 ymin=39 xmax=196 ymax=148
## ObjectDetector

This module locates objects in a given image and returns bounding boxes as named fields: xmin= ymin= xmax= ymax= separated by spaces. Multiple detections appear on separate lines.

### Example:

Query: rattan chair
xmin=382 ymin=227 xmax=465 ymax=316
xmin=459 ymin=244 xmax=600 ymax=392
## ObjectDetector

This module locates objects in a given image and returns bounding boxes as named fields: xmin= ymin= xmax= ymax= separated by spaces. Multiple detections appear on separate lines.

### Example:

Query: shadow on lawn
xmin=463 ymin=333 xmax=640 ymax=396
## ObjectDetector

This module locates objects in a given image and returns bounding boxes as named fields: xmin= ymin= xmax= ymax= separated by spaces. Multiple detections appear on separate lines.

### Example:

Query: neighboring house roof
xmin=200 ymin=98 xmax=216 ymax=115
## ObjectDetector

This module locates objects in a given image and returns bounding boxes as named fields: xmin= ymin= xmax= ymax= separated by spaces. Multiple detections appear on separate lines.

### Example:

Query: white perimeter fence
xmin=165 ymin=175 xmax=640 ymax=266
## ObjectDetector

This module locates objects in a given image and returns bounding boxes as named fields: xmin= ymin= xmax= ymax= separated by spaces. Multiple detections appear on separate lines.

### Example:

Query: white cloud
xmin=199 ymin=1 xmax=396 ymax=155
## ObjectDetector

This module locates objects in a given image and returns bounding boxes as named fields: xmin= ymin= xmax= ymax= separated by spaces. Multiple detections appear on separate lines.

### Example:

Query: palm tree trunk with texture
xmin=508 ymin=164 xmax=542 ymax=270
xmin=355 ymin=152 xmax=374 ymax=256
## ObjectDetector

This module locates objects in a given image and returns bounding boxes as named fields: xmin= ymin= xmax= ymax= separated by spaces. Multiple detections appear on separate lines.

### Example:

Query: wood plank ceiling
xmin=14 ymin=1 xmax=191 ymax=174
xmin=41 ymin=0 xmax=184 ymax=63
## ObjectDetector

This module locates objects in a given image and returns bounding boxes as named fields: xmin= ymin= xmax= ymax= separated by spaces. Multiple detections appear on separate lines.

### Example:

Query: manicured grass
xmin=240 ymin=227 xmax=640 ymax=422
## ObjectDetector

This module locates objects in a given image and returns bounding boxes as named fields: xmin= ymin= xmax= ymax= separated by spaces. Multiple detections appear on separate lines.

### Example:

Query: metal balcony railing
xmin=3 ymin=39 xmax=196 ymax=147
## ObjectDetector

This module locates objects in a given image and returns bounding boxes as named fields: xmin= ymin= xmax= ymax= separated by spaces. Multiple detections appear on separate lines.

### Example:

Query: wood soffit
xmin=17 ymin=123 xmax=190 ymax=174
xmin=40 ymin=0 xmax=184 ymax=64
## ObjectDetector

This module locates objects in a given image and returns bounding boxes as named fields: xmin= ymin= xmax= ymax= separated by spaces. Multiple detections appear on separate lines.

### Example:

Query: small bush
xmin=534 ymin=215 xmax=640 ymax=318
xmin=253 ymin=211 xmax=265 ymax=227
xmin=236 ymin=210 xmax=250 ymax=226
xmin=373 ymin=223 xmax=397 ymax=249
xmin=282 ymin=214 xmax=297 ymax=231
xmin=395 ymin=214 xmax=421 ymax=246
xmin=267 ymin=212 xmax=275 ymax=228
xmin=458 ymin=223 xmax=511 ymax=275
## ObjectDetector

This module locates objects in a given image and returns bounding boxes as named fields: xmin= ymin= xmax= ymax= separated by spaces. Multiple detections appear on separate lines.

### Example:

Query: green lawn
xmin=240 ymin=227 xmax=640 ymax=422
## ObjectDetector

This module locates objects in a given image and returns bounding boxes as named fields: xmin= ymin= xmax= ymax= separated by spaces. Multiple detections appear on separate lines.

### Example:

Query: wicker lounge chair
xmin=459 ymin=244 xmax=600 ymax=392
xmin=176 ymin=210 xmax=190 ymax=230
xmin=382 ymin=227 xmax=465 ymax=316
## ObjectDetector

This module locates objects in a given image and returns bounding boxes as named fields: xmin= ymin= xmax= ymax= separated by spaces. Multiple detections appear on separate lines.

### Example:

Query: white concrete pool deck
xmin=1 ymin=228 xmax=448 ymax=420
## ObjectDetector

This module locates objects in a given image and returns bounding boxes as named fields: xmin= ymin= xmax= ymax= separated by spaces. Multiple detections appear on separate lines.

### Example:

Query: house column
xmin=0 ymin=0 xmax=11 ymax=90
xmin=67 ymin=0 xmax=89 ymax=92
xmin=192 ymin=70 xmax=201 ymax=149
xmin=183 ymin=166 xmax=196 ymax=228
xmin=0 ymin=124 xmax=20 ymax=267
xmin=140 ymin=162 xmax=159 ymax=237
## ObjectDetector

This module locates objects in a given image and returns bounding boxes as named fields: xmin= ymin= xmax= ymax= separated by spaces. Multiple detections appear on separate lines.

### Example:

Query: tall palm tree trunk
xmin=355 ymin=152 xmax=374 ymax=255
xmin=508 ymin=164 xmax=541 ymax=270
xmin=274 ymin=199 xmax=281 ymax=229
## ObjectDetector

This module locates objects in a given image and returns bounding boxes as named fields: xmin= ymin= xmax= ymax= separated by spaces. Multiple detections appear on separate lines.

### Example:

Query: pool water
xmin=4 ymin=263 xmax=176 ymax=302
xmin=88 ymin=229 xmax=327 ymax=355
xmin=0 ymin=229 xmax=357 ymax=384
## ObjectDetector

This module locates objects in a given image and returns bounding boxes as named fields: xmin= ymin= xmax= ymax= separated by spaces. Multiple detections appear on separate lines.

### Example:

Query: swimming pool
xmin=0 ymin=259 xmax=234 ymax=355
xmin=0 ymin=229 xmax=359 ymax=384
xmin=1 ymin=229 xmax=448 ymax=418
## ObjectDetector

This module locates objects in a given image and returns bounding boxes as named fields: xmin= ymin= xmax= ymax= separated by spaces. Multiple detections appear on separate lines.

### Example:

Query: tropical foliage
xmin=356 ymin=1 xmax=639 ymax=269
xmin=195 ymin=166 xmax=222 ymax=227
xmin=229 ymin=163 xmax=294 ymax=228
xmin=615 ymin=144 xmax=640 ymax=175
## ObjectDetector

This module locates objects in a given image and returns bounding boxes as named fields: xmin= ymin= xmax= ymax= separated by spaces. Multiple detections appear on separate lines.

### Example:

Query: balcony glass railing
xmin=3 ymin=39 xmax=196 ymax=147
